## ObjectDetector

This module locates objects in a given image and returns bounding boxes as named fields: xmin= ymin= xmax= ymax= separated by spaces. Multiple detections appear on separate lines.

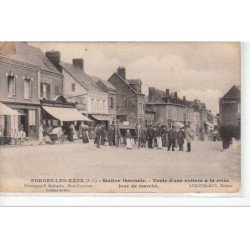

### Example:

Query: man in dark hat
xmin=168 ymin=126 xmax=177 ymax=151
xmin=146 ymin=125 xmax=155 ymax=149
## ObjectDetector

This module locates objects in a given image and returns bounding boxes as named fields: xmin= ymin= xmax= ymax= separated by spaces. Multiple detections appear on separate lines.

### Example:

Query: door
xmin=20 ymin=109 xmax=28 ymax=136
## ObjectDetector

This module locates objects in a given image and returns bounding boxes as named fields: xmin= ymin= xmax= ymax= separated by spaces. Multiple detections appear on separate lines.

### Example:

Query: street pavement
xmin=0 ymin=139 xmax=240 ymax=193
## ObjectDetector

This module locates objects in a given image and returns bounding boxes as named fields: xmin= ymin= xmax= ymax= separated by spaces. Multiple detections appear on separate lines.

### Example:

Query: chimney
xmin=148 ymin=87 xmax=156 ymax=102
xmin=73 ymin=58 xmax=84 ymax=70
xmin=183 ymin=96 xmax=186 ymax=101
xmin=174 ymin=92 xmax=178 ymax=98
xmin=117 ymin=67 xmax=126 ymax=79
xmin=166 ymin=89 xmax=170 ymax=96
xmin=45 ymin=51 xmax=61 ymax=68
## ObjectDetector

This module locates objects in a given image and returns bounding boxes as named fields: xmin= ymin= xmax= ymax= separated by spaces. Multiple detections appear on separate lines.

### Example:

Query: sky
xmin=30 ymin=42 xmax=241 ymax=114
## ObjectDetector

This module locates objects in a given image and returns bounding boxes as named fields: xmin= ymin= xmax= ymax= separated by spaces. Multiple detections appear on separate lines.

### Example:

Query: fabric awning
xmin=204 ymin=121 xmax=214 ymax=127
xmin=91 ymin=114 xmax=112 ymax=121
xmin=0 ymin=102 xmax=21 ymax=116
xmin=42 ymin=106 xmax=91 ymax=121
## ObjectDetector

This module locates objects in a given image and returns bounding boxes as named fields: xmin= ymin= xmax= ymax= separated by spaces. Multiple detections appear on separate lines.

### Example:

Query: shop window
xmin=71 ymin=83 xmax=76 ymax=92
xmin=24 ymin=78 xmax=32 ymax=99
xmin=7 ymin=75 xmax=16 ymax=97
xmin=28 ymin=110 xmax=36 ymax=133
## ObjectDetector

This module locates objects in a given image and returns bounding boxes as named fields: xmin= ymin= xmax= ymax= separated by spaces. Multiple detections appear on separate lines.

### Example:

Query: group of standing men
xmin=94 ymin=123 xmax=194 ymax=152
xmin=137 ymin=124 xmax=194 ymax=152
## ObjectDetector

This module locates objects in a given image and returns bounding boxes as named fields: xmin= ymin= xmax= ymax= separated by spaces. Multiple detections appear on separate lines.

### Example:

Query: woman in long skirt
xmin=68 ymin=123 xmax=74 ymax=142
xmin=125 ymin=130 xmax=132 ymax=150
xmin=82 ymin=124 xmax=89 ymax=143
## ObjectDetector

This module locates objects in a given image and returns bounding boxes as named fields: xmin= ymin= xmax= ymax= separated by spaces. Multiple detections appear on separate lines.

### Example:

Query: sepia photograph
xmin=0 ymin=42 xmax=241 ymax=194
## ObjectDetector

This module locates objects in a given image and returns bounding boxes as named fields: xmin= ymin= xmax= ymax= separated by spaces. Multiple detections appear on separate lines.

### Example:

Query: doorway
xmin=20 ymin=109 xmax=28 ymax=136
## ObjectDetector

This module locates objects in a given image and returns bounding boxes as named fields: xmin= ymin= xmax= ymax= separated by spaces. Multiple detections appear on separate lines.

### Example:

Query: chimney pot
xmin=117 ymin=67 xmax=126 ymax=79
xmin=174 ymin=92 xmax=178 ymax=98
xmin=166 ymin=89 xmax=170 ymax=96
xmin=148 ymin=87 xmax=156 ymax=102
xmin=183 ymin=96 xmax=186 ymax=101
xmin=73 ymin=58 xmax=84 ymax=70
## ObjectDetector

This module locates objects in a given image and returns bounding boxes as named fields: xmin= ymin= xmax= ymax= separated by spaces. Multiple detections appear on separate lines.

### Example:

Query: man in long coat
xmin=168 ymin=126 xmax=177 ymax=151
xmin=154 ymin=125 xmax=164 ymax=149
xmin=114 ymin=124 xmax=121 ymax=148
xmin=146 ymin=125 xmax=155 ymax=149
xmin=95 ymin=124 xmax=101 ymax=148
xmin=177 ymin=128 xmax=185 ymax=151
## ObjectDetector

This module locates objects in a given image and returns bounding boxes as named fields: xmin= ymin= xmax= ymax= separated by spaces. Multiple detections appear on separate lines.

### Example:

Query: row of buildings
xmin=0 ymin=42 xmax=218 ymax=139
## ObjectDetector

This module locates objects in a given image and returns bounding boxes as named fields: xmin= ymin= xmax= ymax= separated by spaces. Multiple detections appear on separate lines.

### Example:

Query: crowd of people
xmin=93 ymin=123 xmax=195 ymax=152
xmin=38 ymin=121 xmax=195 ymax=152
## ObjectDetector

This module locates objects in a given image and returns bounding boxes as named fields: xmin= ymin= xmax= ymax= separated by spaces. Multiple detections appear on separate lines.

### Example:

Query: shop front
xmin=88 ymin=114 xmax=112 ymax=130
xmin=0 ymin=102 xmax=40 ymax=140
xmin=41 ymin=103 xmax=91 ymax=141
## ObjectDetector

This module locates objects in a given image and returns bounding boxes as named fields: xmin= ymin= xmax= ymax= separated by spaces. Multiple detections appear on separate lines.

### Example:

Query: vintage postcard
xmin=0 ymin=42 xmax=241 ymax=194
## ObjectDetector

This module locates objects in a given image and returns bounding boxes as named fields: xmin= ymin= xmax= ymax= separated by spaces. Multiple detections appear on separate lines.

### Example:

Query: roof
xmin=146 ymin=88 xmax=167 ymax=104
xmin=88 ymin=75 xmax=100 ymax=83
xmin=0 ymin=42 xmax=61 ymax=74
xmin=110 ymin=73 xmax=144 ymax=96
xmin=95 ymin=79 xmax=116 ymax=92
xmin=223 ymin=85 xmax=241 ymax=98
xmin=60 ymin=62 xmax=106 ymax=93
xmin=235 ymin=85 xmax=240 ymax=91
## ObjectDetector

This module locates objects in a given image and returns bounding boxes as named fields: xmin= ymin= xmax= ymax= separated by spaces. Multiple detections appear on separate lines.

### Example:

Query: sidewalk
xmin=0 ymin=139 xmax=86 ymax=148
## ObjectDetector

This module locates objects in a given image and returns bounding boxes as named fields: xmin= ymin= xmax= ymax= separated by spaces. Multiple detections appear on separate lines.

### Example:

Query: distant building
xmin=191 ymin=99 xmax=211 ymax=132
xmin=108 ymin=67 xmax=145 ymax=127
xmin=219 ymin=85 xmax=240 ymax=126
xmin=146 ymin=87 xmax=194 ymax=128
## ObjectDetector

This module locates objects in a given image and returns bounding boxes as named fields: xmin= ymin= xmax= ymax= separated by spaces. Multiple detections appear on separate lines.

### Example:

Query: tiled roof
xmin=89 ymin=75 xmax=116 ymax=91
xmin=0 ymin=42 xmax=60 ymax=74
xmin=60 ymin=62 xmax=106 ymax=93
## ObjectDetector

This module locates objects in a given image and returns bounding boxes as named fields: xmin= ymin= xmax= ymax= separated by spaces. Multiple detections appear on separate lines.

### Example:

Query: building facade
xmin=94 ymin=79 xmax=117 ymax=125
xmin=108 ymin=67 xmax=145 ymax=127
xmin=146 ymin=87 xmax=195 ymax=128
xmin=45 ymin=53 xmax=110 ymax=127
xmin=0 ymin=42 xmax=63 ymax=139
